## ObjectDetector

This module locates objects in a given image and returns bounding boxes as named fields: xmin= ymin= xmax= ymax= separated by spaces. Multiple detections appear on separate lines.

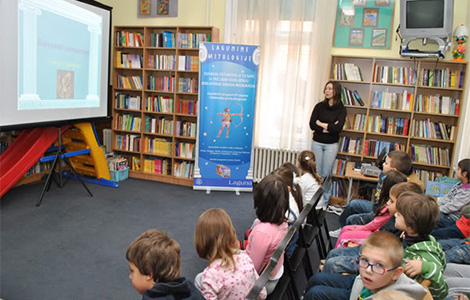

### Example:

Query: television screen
xmin=406 ymin=0 xmax=444 ymax=28
xmin=0 ymin=0 xmax=112 ymax=131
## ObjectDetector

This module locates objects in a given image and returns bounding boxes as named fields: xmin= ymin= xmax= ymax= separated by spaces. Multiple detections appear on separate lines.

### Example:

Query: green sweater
xmin=403 ymin=235 xmax=448 ymax=300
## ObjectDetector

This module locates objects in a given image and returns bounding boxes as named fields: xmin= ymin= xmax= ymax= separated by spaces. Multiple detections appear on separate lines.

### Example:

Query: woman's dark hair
xmin=275 ymin=163 xmax=303 ymax=212
xmin=324 ymin=80 xmax=342 ymax=105
xmin=375 ymin=170 xmax=408 ymax=217
xmin=253 ymin=173 xmax=289 ymax=225
xmin=458 ymin=159 xmax=470 ymax=181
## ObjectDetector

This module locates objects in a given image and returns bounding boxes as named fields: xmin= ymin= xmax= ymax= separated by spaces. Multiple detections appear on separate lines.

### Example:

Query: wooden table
xmin=345 ymin=161 xmax=380 ymax=204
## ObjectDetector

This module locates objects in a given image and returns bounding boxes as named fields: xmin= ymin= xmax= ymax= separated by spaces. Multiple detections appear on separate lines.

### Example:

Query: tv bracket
xmin=400 ymin=36 xmax=451 ymax=58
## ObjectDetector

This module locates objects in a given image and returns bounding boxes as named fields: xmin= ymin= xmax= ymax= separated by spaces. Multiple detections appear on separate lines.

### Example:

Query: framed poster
xmin=138 ymin=0 xmax=178 ymax=17
xmin=333 ymin=0 xmax=395 ymax=49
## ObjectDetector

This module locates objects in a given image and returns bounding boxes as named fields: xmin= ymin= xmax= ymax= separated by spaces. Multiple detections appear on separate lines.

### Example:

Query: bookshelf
xmin=112 ymin=26 xmax=219 ymax=187
xmin=330 ymin=55 xmax=467 ymax=202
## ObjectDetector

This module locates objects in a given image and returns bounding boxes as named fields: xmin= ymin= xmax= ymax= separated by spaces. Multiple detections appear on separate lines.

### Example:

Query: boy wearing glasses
xmin=304 ymin=231 xmax=426 ymax=300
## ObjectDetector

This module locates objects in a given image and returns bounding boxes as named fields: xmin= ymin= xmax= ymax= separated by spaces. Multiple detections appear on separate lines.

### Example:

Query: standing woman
xmin=309 ymin=81 xmax=346 ymax=207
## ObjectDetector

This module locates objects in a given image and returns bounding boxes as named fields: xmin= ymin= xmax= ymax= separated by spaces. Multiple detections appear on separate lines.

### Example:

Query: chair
xmin=419 ymin=279 xmax=433 ymax=300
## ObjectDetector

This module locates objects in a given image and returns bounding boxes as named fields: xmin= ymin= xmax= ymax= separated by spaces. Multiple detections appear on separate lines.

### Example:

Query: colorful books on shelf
xmin=145 ymin=116 xmax=173 ymax=135
xmin=148 ymin=54 xmax=176 ymax=70
xmin=178 ymin=78 xmax=198 ymax=93
xmin=143 ymin=158 xmax=171 ymax=175
xmin=145 ymin=95 xmax=174 ymax=113
xmin=116 ymin=52 xmax=143 ymax=68
xmin=143 ymin=137 xmax=172 ymax=155
xmin=176 ymin=121 xmax=197 ymax=137
xmin=339 ymin=136 xmax=362 ymax=154
xmin=371 ymin=90 xmax=413 ymax=111
xmin=177 ymin=100 xmax=196 ymax=115
xmin=332 ymin=159 xmax=347 ymax=176
xmin=333 ymin=63 xmax=363 ymax=81
xmin=410 ymin=145 xmax=450 ymax=166
xmin=149 ymin=30 xmax=175 ymax=47
xmin=178 ymin=55 xmax=199 ymax=71
xmin=332 ymin=179 xmax=347 ymax=198
xmin=177 ymin=33 xmax=211 ymax=48
xmin=419 ymin=68 xmax=465 ymax=88
xmin=173 ymin=161 xmax=194 ymax=178
xmin=341 ymin=88 xmax=365 ymax=106
xmin=115 ymin=134 xmax=141 ymax=152
xmin=415 ymin=169 xmax=444 ymax=187
xmin=148 ymin=75 xmax=175 ymax=91
xmin=115 ymin=93 xmax=141 ymax=110
xmin=175 ymin=142 xmax=195 ymax=159
xmin=115 ymin=31 xmax=144 ymax=47
xmin=364 ymin=140 xmax=405 ymax=158
xmin=414 ymin=94 xmax=460 ymax=115
xmin=131 ymin=156 xmax=141 ymax=171
xmin=374 ymin=65 xmax=417 ymax=85
xmin=344 ymin=114 xmax=366 ymax=131
xmin=117 ymin=75 xmax=143 ymax=89
xmin=411 ymin=119 xmax=455 ymax=141
xmin=117 ymin=114 xmax=141 ymax=131
xmin=367 ymin=115 xmax=409 ymax=136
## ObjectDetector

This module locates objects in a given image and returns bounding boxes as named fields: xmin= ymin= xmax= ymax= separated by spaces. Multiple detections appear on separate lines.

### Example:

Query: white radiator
xmin=103 ymin=129 xmax=112 ymax=153
xmin=253 ymin=147 xmax=300 ymax=182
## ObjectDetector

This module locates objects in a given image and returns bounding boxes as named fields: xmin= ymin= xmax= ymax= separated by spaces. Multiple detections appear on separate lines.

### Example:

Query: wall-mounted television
xmin=0 ymin=0 xmax=112 ymax=131
xmin=400 ymin=0 xmax=454 ymax=38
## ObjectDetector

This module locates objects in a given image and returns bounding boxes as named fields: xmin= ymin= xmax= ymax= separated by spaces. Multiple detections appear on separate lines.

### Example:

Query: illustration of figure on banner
xmin=216 ymin=104 xmax=243 ymax=138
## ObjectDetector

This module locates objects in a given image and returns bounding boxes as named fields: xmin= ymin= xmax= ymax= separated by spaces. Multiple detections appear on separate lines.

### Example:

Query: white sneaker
xmin=329 ymin=228 xmax=341 ymax=238
xmin=326 ymin=206 xmax=343 ymax=215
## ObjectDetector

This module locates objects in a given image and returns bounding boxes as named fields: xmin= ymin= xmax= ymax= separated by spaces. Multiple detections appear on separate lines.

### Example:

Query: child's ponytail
xmin=298 ymin=150 xmax=323 ymax=184
xmin=275 ymin=163 xmax=304 ymax=212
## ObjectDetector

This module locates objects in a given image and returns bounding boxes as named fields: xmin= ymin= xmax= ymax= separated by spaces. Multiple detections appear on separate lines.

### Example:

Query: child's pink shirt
xmin=199 ymin=251 xmax=267 ymax=300
xmin=246 ymin=221 xmax=288 ymax=279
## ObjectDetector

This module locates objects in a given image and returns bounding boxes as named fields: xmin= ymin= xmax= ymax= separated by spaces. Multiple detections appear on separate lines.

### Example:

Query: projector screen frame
xmin=0 ymin=0 xmax=113 ymax=132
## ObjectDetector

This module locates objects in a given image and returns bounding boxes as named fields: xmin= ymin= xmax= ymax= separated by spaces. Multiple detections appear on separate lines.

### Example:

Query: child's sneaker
xmin=329 ymin=228 xmax=341 ymax=238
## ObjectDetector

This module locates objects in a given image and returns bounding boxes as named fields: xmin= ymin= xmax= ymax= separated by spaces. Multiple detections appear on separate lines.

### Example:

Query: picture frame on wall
xmin=349 ymin=28 xmax=364 ymax=46
xmin=371 ymin=28 xmax=387 ymax=47
xmin=339 ymin=8 xmax=356 ymax=26
xmin=363 ymin=8 xmax=378 ymax=27
xmin=375 ymin=0 xmax=391 ymax=6
xmin=352 ymin=0 xmax=367 ymax=6
xmin=138 ymin=0 xmax=178 ymax=17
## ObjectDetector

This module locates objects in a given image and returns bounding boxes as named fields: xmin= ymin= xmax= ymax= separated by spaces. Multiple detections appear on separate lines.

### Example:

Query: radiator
xmin=253 ymin=147 xmax=300 ymax=182
xmin=103 ymin=129 xmax=112 ymax=153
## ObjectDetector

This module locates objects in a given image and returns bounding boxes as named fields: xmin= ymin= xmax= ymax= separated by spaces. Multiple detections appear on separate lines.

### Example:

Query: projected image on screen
xmin=18 ymin=0 xmax=102 ymax=110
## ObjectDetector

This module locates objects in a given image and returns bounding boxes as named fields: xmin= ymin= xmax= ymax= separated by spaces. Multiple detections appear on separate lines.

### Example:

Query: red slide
xmin=0 ymin=127 xmax=66 ymax=198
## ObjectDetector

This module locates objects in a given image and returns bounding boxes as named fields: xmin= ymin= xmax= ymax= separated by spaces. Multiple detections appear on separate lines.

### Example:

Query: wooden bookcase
xmin=111 ymin=26 xmax=219 ymax=187
xmin=330 ymin=55 xmax=467 ymax=203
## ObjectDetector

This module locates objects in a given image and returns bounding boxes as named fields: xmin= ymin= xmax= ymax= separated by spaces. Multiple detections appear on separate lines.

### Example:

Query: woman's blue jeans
xmin=311 ymin=141 xmax=339 ymax=207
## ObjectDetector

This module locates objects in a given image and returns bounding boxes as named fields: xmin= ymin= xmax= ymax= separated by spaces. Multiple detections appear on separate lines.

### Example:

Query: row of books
xmin=345 ymin=114 xmax=366 ymax=131
xmin=178 ymin=55 xmax=199 ymax=71
xmin=115 ymin=93 xmax=141 ymax=110
xmin=178 ymin=78 xmax=198 ymax=93
xmin=415 ymin=169 xmax=444 ymax=187
xmin=364 ymin=140 xmax=405 ymax=158
xmin=116 ymin=52 xmax=143 ymax=69
xmin=331 ymin=179 xmax=347 ymax=198
xmin=143 ymin=137 xmax=172 ymax=155
xmin=145 ymin=116 xmax=173 ymax=135
xmin=370 ymin=90 xmax=414 ymax=111
xmin=148 ymin=75 xmax=175 ymax=92
xmin=341 ymin=88 xmax=364 ymax=106
xmin=143 ymin=158 xmax=171 ymax=175
xmin=410 ymin=119 xmax=456 ymax=141
xmin=173 ymin=161 xmax=194 ymax=178
xmin=374 ymin=66 xmax=417 ymax=85
xmin=131 ymin=156 xmax=141 ymax=171
xmin=177 ymin=33 xmax=211 ymax=49
xmin=117 ymin=114 xmax=141 ymax=132
xmin=175 ymin=142 xmax=195 ymax=159
xmin=410 ymin=145 xmax=450 ymax=166
xmin=332 ymin=63 xmax=363 ymax=81
xmin=115 ymin=134 xmax=141 ymax=152
xmin=145 ymin=95 xmax=174 ymax=113
xmin=367 ymin=115 xmax=410 ymax=136
xmin=148 ymin=54 xmax=176 ymax=70
xmin=413 ymin=95 xmax=460 ymax=115
xmin=332 ymin=159 xmax=347 ymax=176
xmin=419 ymin=68 xmax=465 ymax=89
xmin=115 ymin=31 xmax=144 ymax=47
xmin=117 ymin=75 xmax=143 ymax=90
xmin=177 ymin=100 xmax=197 ymax=115
xmin=107 ymin=156 xmax=128 ymax=171
xmin=339 ymin=136 xmax=362 ymax=154
xmin=150 ymin=31 xmax=175 ymax=48
xmin=176 ymin=121 xmax=197 ymax=138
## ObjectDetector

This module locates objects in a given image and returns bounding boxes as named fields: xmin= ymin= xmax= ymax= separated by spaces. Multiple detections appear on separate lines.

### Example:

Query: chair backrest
xmin=419 ymin=279 xmax=433 ymax=300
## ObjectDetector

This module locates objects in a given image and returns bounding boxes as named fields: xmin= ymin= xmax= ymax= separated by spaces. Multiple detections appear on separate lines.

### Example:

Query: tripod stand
xmin=37 ymin=127 xmax=93 ymax=207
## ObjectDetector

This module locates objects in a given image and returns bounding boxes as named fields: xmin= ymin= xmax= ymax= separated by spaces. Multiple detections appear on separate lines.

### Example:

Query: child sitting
xmin=437 ymin=158 xmax=470 ymax=226
xmin=126 ymin=229 xmax=204 ymax=300
xmin=246 ymin=173 xmax=289 ymax=294
xmin=395 ymin=192 xmax=448 ymax=300
xmin=432 ymin=204 xmax=470 ymax=240
xmin=334 ymin=171 xmax=407 ymax=248
xmin=295 ymin=150 xmax=322 ymax=208
xmin=194 ymin=208 xmax=266 ymax=300
xmin=304 ymin=231 xmax=427 ymax=300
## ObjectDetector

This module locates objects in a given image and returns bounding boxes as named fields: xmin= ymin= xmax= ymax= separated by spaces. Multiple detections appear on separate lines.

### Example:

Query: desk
xmin=345 ymin=161 xmax=379 ymax=204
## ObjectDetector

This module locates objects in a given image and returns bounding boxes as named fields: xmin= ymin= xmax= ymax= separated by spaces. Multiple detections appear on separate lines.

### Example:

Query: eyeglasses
xmin=356 ymin=257 xmax=398 ymax=275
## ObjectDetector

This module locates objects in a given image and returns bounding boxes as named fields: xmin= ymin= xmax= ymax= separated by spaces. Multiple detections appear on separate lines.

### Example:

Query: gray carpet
xmin=0 ymin=178 xmax=340 ymax=300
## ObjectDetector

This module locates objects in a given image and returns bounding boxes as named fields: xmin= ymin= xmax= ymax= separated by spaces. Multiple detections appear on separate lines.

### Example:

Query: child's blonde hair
xmin=194 ymin=208 xmax=238 ymax=271
xmin=373 ymin=289 xmax=414 ymax=300
xmin=361 ymin=231 xmax=403 ymax=268
xmin=298 ymin=150 xmax=322 ymax=184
